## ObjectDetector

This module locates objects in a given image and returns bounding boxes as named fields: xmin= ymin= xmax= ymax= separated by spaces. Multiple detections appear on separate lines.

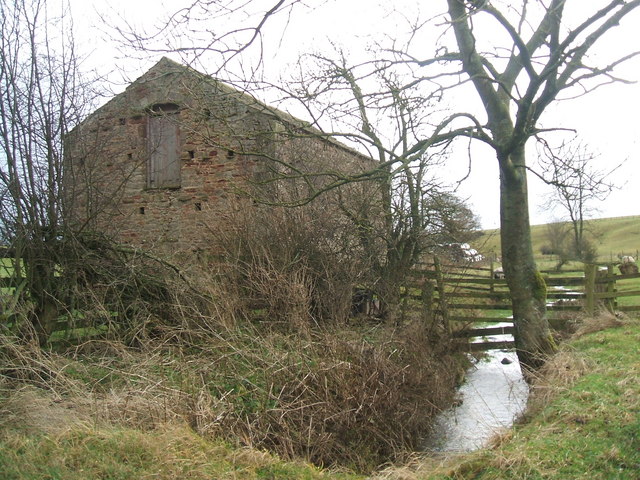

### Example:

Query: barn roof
xmin=82 ymin=57 xmax=370 ymax=161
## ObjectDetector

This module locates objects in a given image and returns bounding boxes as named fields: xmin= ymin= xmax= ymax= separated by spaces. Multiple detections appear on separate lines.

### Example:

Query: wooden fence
xmin=2 ymin=259 xmax=640 ymax=346
xmin=407 ymin=260 xmax=640 ymax=351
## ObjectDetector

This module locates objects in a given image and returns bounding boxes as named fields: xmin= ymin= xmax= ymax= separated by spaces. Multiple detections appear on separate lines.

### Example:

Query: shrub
xmin=0 ymin=318 xmax=465 ymax=473
xmin=540 ymin=244 xmax=555 ymax=255
xmin=200 ymin=321 xmax=465 ymax=470
xmin=208 ymin=204 xmax=380 ymax=329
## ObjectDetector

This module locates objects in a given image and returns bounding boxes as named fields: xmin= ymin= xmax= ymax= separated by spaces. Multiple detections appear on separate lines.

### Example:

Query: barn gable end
xmin=65 ymin=58 xmax=374 ymax=255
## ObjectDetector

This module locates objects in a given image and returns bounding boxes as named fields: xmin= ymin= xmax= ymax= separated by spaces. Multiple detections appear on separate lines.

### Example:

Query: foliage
xmin=423 ymin=192 xmax=482 ymax=249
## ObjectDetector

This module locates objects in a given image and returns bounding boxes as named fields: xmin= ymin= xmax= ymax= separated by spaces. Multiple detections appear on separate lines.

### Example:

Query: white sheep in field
xmin=493 ymin=267 xmax=505 ymax=279
xmin=619 ymin=255 xmax=636 ymax=264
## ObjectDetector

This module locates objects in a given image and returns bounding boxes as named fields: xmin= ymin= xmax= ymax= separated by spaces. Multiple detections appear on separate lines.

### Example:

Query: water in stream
xmin=423 ymin=327 xmax=529 ymax=452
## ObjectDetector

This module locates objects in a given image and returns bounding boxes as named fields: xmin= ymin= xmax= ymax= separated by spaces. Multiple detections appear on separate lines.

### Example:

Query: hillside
xmin=477 ymin=215 xmax=640 ymax=263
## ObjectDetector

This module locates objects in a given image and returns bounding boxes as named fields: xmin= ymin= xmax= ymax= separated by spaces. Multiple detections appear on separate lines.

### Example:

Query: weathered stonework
xmin=66 ymin=58 xmax=374 ymax=255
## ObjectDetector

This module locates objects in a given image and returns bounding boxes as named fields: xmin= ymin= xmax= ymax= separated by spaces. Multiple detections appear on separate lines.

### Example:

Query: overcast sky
xmin=69 ymin=0 xmax=640 ymax=229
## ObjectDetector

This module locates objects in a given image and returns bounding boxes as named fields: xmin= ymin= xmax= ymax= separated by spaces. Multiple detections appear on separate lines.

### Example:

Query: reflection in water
xmin=423 ymin=347 xmax=529 ymax=452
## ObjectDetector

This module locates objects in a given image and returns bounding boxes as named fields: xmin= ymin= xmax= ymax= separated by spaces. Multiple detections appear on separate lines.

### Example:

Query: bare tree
xmin=434 ymin=0 xmax=640 ymax=371
xmin=0 ymin=0 xmax=94 ymax=342
xmin=114 ymin=0 xmax=640 ymax=372
xmin=106 ymin=0 xmax=308 ymax=76
xmin=271 ymin=49 xmax=472 ymax=319
xmin=539 ymin=139 xmax=615 ymax=262
xmin=188 ymin=46 xmax=481 ymax=320
xmin=275 ymin=0 xmax=639 ymax=369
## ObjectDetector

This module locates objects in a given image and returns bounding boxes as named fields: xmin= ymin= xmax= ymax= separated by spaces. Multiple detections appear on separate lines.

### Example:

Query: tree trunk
xmin=499 ymin=147 xmax=556 ymax=375
xmin=32 ymin=299 xmax=59 ymax=346
xmin=26 ymin=249 xmax=61 ymax=346
xmin=378 ymin=248 xmax=410 ymax=324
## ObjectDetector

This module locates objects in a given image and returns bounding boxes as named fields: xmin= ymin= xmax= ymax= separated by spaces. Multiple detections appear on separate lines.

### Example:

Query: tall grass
xmin=0 ymin=207 xmax=469 ymax=474
xmin=0 ymin=315 xmax=466 ymax=473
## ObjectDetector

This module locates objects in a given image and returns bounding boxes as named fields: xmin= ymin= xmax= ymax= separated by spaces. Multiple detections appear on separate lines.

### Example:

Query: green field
xmin=477 ymin=215 xmax=640 ymax=264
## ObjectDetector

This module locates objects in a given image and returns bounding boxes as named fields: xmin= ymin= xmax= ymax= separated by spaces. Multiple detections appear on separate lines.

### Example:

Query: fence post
xmin=606 ymin=264 xmax=616 ymax=313
xmin=421 ymin=279 xmax=434 ymax=330
xmin=489 ymin=260 xmax=495 ymax=294
xmin=584 ymin=263 xmax=596 ymax=316
xmin=434 ymin=257 xmax=450 ymax=335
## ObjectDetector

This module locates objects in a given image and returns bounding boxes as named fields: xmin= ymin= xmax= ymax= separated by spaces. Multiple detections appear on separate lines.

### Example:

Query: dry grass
xmin=520 ymin=349 xmax=590 ymax=419
xmin=0 ymin=206 xmax=470 ymax=475
xmin=0 ymin=313 xmax=466 ymax=473
xmin=0 ymin=386 xmax=90 ymax=435
xmin=572 ymin=310 xmax=626 ymax=337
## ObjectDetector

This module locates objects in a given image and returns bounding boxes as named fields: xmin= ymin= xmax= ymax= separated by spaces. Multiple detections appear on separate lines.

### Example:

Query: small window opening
xmin=194 ymin=202 xmax=202 ymax=211
xmin=139 ymin=207 xmax=145 ymax=215
xmin=150 ymin=103 xmax=180 ymax=114
xmin=188 ymin=150 xmax=195 ymax=159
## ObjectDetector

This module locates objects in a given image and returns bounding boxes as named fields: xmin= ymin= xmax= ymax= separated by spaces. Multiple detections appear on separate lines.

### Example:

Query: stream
xmin=423 ymin=325 xmax=529 ymax=452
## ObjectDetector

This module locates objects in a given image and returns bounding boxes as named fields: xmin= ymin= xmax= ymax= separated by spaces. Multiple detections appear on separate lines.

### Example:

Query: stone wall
xmin=66 ymin=58 xmax=377 ymax=256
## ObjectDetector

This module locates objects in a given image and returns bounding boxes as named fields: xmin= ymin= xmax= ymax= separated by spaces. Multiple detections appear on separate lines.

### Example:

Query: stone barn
xmin=66 ymin=58 xmax=375 ymax=255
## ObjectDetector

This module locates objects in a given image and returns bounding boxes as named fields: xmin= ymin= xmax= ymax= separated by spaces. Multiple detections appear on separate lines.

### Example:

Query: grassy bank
xmin=0 ymin=424 xmax=352 ymax=480
xmin=0 ymin=317 xmax=466 ymax=478
xmin=2 ymin=316 xmax=638 ymax=479
xmin=376 ymin=315 xmax=640 ymax=479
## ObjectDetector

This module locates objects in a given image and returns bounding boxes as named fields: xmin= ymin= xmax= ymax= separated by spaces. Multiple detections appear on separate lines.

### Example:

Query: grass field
xmin=477 ymin=215 xmax=640 ymax=263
